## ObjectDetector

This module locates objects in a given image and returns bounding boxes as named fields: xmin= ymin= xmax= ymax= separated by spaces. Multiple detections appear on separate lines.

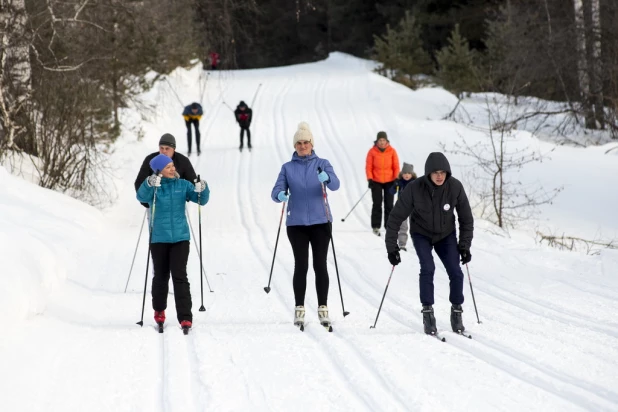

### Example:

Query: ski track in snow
xmin=2 ymin=55 xmax=618 ymax=412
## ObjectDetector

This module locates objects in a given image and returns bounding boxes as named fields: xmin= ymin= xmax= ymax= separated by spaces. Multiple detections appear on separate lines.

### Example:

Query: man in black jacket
xmin=234 ymin=101 xmax=252 ymax=151
xmin=134 ymin=133 xmax=197 ymax=208
xmin=385 ymin=152 xmax=474 ymax=336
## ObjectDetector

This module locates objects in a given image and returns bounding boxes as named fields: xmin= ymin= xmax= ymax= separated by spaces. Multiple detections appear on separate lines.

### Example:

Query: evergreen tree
xmin=436 ymin=24 xmax=479 ymax=98
xmin=373 ymin=11 xmax=432 ymax=87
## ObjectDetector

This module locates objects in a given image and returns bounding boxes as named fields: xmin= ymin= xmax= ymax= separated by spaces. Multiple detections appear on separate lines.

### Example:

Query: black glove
xmin=458 ymin=246 xmax=471 ymax=265
xmin=388 ymin=250 xmax=401 ymax=266
xmin=368 ymin=179 xmax=374 ymax=189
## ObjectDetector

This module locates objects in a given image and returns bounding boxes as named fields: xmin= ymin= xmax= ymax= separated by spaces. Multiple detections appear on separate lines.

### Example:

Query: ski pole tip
xmin=199 ymin=306 xmax=206 ymax=312
xmin=136 ymin=321 xmax=143 ymax=327
xmin=343 ymin=311 xmax=350 ymax=317
xmin=341 ymin=218 xmax=345 ymax=222
xmin=263 ymin=287 xmax=271 ymax=294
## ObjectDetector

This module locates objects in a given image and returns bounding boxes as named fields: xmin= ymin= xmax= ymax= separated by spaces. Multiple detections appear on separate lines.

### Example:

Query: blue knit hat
xmin=149 ymin=154 xmax=172 ymax=173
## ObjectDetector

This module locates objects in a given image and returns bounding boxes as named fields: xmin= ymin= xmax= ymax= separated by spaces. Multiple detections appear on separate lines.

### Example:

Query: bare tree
xmin=442 ymin=94 xmax=563 ymax=229
xmin=0 ymin=0 xmax=32 ymax=153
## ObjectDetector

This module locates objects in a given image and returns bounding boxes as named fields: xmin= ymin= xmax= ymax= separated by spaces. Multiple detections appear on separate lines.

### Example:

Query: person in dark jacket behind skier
xmin=384 ymin=152 xmax=473 ymax=336
xmin=182 ymin=102 xmax=203 ymax=155
xmin=136 ymin=154 xmax=209 ymax=332
xmin=388 ymin=162 xmax=417 ymax=251
xmin=234 ymin=101 xmax=252 ymax=151
xmin=134 ymin=133 xmax=197 ymax=208
xmin=271 ymin=122 xmax=340 ymax=330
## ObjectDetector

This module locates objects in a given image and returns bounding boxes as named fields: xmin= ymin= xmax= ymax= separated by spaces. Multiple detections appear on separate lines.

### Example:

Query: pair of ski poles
xmin=129 ymin=176 xmax=212 ymax=326
xmin=263 ymin=168 xmax=350 ymax=318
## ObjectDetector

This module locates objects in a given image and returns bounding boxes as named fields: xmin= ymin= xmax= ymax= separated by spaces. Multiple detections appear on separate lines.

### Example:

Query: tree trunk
xmin=574 ymin=0 xmax=596 ymax=128
xmin=0 ymin=0 xmax=33 ymax=151
xmin=583 ymin=0 xmax=605 ymax=128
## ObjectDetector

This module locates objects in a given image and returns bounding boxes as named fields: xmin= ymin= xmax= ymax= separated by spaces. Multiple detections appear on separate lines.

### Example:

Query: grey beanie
xmin=401 ymin=162 xmax=414 ymax=175
xmin=159 ymin=133 xmax=176 ymax=148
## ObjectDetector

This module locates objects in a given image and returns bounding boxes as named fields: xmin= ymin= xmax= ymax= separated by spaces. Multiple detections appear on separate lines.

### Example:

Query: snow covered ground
xmin=1 ymin=52 xmax=618 ymax=411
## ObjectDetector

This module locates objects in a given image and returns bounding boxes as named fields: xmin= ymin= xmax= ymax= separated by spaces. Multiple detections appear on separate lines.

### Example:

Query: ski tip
xmin=328 ymin=326 xmax=333 ymax=332
xmin=263 ymin=287 xmax=271 ymax=294
xmin=182 ymin=327 xmax=190 ymax=335
xmin=441 ymin=337 xmax=446 ymax=342
xmin=300 ymin=325 xmax=305 ymax=332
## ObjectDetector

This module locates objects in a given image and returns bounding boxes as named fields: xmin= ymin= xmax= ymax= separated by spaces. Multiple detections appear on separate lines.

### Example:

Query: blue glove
xmin=277 ymin=191 xmax=289 ymax=202
xmin=317 ymin=170 xmax=329 ymax=183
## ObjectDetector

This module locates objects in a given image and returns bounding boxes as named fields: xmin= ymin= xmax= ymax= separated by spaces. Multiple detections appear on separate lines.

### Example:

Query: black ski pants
xmin=286 ymin=223 xmax=331 ymax=307
xmin=185 ymin=119 xmax=201 ymax=153
xmin=412 ymin=231 xmax=464 ymax=306
xmin=371 ymin=181 xmax=395 ymax=229
xmin=150 ymin=241 xmax=193 ymax=323
xmin=239 ymin=126 xmax=251 ymax=148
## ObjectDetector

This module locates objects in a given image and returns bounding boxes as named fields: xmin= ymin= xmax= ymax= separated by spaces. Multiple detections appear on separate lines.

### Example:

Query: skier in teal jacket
xmin=136 ymin=153 xmax=209 ymax=330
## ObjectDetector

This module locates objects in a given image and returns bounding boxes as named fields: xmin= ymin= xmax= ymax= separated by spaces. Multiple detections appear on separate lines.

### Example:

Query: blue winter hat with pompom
xmin=149 ymin=154 xmax=172 ymax=173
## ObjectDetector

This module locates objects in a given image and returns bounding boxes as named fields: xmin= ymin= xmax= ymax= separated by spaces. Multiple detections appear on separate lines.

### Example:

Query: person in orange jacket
xmin=365 ymin=131 xmax=400 ymax=236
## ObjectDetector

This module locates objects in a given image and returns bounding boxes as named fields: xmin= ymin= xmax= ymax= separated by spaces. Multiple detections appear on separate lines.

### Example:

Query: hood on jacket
xmin=237 ymin=101 xmax=248 ymax=109
xmin=424 ymin=152 xmax=452 ymax=180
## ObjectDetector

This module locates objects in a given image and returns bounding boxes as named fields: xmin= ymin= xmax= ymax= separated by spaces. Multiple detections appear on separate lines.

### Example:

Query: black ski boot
xmin=422 ymin=305 xmax=437 ymax=335
xmin=451 ymin=304 xmax=465 ymax=333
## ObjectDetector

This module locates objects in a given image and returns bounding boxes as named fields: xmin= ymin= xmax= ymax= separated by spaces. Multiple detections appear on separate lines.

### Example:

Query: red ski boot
xmin=154 ymin=311 xmax=165 ymax=333
xmin=180 ymin=320 xmax=192 ymax=335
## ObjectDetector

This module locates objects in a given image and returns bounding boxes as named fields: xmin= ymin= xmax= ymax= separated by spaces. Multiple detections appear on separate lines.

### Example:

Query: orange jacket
xmin=365 ymin=145 xmax=400 ymax=183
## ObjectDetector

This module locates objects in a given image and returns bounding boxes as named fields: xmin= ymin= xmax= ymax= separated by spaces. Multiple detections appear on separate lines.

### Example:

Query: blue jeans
xmin=412 ymin=231 xmax=464 ymax=306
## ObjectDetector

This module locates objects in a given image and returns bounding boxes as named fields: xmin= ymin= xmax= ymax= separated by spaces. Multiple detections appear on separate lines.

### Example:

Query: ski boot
xmin=399 ymin=245 xmax=407 ymax=252
xmin=451 ymin=304 xmax=465 ymax=333
xmin=294 ymin=305 xmax=305 ymax=331
xmin=318 ymin=305 xmax=333 ymax=332
xmin=180 ymin=320 xmax=192 ymax=335
xmin=372 ymin=228 xmax=381 ymax=237
xmin=154 ymin=311 xmax=165 ymax=333
xmin=421 ymin=305 xmax=437 ymax=335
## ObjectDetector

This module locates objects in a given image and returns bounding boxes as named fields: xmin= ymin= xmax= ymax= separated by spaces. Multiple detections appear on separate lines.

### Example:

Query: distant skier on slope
xmin=136 ymin=154 xmax=209 ymax=333
xmin=271 ymin=122 xmax=340 ymax=330
xmin=182 ymin=102 xmax=203 ymax=156
xmin=388 ymin=162 xmax=417 ymax=251
xmin=384 ymin=152 xmax=473 ymax=336
xmin=234 ymin=101 xmax=252 ymax=151
xmin=365 ymin=131 xmax=400 ymax=236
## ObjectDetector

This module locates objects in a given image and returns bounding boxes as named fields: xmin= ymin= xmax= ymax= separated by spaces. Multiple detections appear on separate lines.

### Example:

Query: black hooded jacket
xmin=134 ymin=151 xmax=197 ymax=208
xmin=385 ymin=152 xmax=473 ymax=252
xmin=234 ymin=101 xmax=252 ymax=128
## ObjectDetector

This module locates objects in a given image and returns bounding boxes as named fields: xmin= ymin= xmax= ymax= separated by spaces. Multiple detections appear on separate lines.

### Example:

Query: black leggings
xmin=185 ymin=119 xmax=201 ymax=153
xmin=150 ymin=241 xmax=192 ymax=323
xmin=286 ymin=223 xmax=331 ymax=306
xmin=239 ymin=127 xmax=251 ymax=147
xmin=371 ymin=181 xmax=395 ymax=229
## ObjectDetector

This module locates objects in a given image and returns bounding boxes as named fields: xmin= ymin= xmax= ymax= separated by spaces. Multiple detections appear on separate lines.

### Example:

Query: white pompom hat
xmin=293 ymin=121 xmax=314 ymax=148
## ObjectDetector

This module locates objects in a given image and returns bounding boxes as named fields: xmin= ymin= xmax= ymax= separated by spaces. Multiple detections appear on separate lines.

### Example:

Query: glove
xmin=388 ymin=249 xmax=401 ymax=266
xmin=458 ymin=246 xmax=471 ymax=265
xmin=194 ymin=180 xmax=207 ymax=193
xmin=277 ymin=191 xmax=289 ymax=202
xmin=147 ymin=174 xmax=161 ymax=187
xmin=318 ymin=170 xmax=330 ymax=183
xmin=368 ymin=179 xmax=374 ymax=189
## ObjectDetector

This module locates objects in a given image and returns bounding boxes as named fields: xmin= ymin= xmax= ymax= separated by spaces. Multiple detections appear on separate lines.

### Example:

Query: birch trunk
xmin=0 ymin=0 xmax=32 ymax=150
xmin=574 ymin=0 xmax=596 ymax=128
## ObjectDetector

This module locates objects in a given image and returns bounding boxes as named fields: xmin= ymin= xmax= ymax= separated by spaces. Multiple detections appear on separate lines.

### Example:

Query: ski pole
xmin=250 ymin=83 xmax=263 ymax=107
xmin=187 ymin=210 xmax=213 ymax=293
xmin=163 ymin=77 xmax=184 ymax=108
xmin=196 ymin=175 xmax=206 ymax=311
xmin=341 ymin=188 xmax=370 ymax=222
xmin=465 ymin=264 xmax=481 ymax=323
xmin=318 ymin=167 xmax=350 ymax=317
xmin=370 ymin=265 xmax=396 ymax=329
xmin=124 ymin=209 xmax=147 ymax=293
xmin=264 ymin=192 xmax=287 ymax=293
xmin=222 ymin=101 xmax=234 ymax=112
xmin=137 ymin=177 xmax=160 ymax=327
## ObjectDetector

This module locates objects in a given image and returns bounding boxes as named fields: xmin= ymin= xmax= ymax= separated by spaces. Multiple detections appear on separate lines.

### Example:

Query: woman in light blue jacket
xmin=271 ymin=122 xmax=340 ymax=329
xmin=137 ymin=154 xmax=209 ymax=331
